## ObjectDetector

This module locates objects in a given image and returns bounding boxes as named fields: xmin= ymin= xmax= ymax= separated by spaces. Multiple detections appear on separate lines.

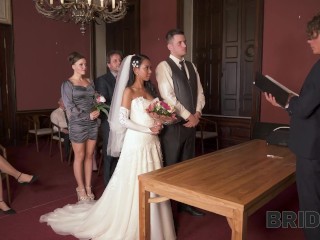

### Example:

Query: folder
xmin=254 ymin=72 xmax=298 ymax=108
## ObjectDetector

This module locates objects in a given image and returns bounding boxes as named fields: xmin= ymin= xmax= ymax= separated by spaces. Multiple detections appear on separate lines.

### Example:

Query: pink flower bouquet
xmin=94 ymin=92 xmax=109 ymax=116
xmin=146 ymin=100 xmax=177 ymax=124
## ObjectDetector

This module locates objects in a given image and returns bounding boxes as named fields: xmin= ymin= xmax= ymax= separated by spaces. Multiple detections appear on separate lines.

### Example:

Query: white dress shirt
xmin=155 ymin=54 xmax=205 ymax=120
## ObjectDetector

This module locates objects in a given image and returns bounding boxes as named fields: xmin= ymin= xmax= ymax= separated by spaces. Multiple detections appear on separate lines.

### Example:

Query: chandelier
xmin=34 ymin=0 xmax=127 ymax=34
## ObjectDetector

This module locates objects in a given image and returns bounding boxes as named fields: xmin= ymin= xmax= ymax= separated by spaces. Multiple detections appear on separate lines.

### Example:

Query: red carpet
xmin=0 ymin=141 xmax=304 ymax=240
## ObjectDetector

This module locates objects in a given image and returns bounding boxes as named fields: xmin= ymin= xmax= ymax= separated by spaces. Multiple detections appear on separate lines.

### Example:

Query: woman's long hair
xmin=127 ymin=54 xmax=159 ymax=98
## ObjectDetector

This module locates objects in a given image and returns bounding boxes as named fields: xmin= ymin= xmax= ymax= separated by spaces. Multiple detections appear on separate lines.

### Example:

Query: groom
xmin=156 ymin=29 xmax=206 ymax=216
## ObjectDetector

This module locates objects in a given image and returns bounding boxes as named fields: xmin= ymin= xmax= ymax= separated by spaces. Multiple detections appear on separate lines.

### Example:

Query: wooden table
xmin=138 ymin=139 xmax=296 ymax=240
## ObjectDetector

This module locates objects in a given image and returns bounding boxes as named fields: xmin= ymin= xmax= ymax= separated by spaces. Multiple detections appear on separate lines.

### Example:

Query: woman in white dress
xmin=40 ymin=54 xmax=176 ymax=240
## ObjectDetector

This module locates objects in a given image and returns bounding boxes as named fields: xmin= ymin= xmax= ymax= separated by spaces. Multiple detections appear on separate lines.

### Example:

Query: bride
xmin=40 ymin=54 xmax=176 ymax=240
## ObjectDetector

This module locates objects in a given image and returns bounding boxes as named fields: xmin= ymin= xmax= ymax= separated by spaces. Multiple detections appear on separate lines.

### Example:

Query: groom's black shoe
xmin=179 ymin=204 xmax=205 ymax=216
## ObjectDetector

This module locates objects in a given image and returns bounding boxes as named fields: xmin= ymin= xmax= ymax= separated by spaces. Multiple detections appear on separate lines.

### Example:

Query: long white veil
xmin=107 ymin=55 xmax=134 ymax=157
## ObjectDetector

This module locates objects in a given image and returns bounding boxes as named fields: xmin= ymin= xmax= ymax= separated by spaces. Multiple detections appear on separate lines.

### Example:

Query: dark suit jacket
xmin=94 ymin=71 xmax=116 ymax=121
xmin=288 ymin=59 xmax=320 ymax=159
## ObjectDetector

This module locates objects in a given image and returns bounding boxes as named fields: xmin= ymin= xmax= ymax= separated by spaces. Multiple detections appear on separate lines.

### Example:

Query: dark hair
xmin=307 ymin=12 xmax=320 ymax=40
xmin=165 ymin=29 xmax=185 ymax=43
xmin=127 ymin=54 xmax=158 ymax=98
xmin=106 ymin=50 xmax=123 ymax=64
xmin=68 ymin=51 xmax=85 ymax=65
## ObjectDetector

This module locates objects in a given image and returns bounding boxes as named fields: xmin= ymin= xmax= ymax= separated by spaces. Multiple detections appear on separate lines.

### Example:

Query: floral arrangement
xmin=94 ymin=92 xmax=109 ymax=116
xmin=146 ymin=100 xmax=177 ymax=124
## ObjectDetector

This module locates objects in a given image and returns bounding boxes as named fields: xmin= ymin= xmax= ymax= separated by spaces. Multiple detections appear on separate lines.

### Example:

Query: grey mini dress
xmin=61 ymin=80 xmax=98 ymax=143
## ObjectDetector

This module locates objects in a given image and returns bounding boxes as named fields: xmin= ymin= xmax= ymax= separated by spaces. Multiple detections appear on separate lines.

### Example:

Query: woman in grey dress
xmin=61 ymin=52 xmax=100 ymax=202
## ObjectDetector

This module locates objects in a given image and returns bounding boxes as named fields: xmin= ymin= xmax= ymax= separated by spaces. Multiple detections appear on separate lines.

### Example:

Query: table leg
xmin=226 ymin=209 xmax=247 ymax=240
xmin=139 ymin=181 xmax=150 ymax=240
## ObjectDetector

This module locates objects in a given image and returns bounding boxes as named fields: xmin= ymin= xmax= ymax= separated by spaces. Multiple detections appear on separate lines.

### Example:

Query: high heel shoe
xmin=86 ymin=186 xmax=95 ymax=201
xmin=16 ymin=173 xmax=38 ymax=185
xmin=0 ymin=200 xmax=16 ymax=215
xmin=76 ymin=188 xmax=89 ymax=202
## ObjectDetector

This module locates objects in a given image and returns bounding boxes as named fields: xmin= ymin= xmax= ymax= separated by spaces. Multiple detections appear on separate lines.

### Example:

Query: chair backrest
xmin=197 ymin=117 xmax=218 ymax=132
xmin=51 ymin=121 xmax=64 ymax=140
xmin=196 ymin=117 xmax=219 ymax=140
xmin=27 ymin=114 xmax=51 ymax=133
xmin=251 ymin=122 xmax=289 ymax=140
xmin=26 ymin=115 xmax=39 ymax=131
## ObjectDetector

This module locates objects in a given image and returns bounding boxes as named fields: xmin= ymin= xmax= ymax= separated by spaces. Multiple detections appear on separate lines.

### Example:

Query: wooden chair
xmin=0 ymin=145 xmax=11 ymax=204
xmin=196 ymin=117 xmax=219 ymax=154
xmin=26 ymin=114 xmax=52 ymax=152
xmin=50 ymin=122 xmax=65 ymax=163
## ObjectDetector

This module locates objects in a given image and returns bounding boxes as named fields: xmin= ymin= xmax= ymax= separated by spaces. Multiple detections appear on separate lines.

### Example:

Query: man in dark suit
xmin=265 ymin=13 xmax=320 ymax=240
xmin=156 ymin=29 xmax=206 ymax=217
xmin=95 ymin=50 xmax=122 ymax=186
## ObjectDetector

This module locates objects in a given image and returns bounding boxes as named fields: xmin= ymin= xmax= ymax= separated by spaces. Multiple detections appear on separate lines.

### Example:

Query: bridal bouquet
xmin=94 ymin=92 xmax=109 ymax=116
xmin=146 ymin=100 xmax=177 ymax=124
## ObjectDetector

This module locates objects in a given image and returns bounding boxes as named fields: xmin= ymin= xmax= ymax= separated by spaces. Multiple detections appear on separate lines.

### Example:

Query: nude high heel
xmin=76 ymin=188 xmax=89 ymax=202
xmin=86 ymin=186 xmax=95 ymax=201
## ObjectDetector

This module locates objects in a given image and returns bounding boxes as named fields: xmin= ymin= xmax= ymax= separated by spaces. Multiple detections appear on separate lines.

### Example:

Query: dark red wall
xmin=12 ymin=0 xmax=176 ymax=111
xmin=261 ymin=0 xmax=320 ymax=123
xmin=140 ymin=0 xmax=177 ymax=72
xmin=13 ymin=0 xmax=320 ymax=119
xmin=12 ymin=0 xmax=91 ymax=111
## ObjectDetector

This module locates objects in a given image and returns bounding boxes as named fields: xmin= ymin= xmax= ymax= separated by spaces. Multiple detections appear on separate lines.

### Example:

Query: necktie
xmin=179 ymin=60 xmax=188 ymax=78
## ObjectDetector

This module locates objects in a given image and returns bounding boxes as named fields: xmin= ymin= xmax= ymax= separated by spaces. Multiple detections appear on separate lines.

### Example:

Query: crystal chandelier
xmin=34 ymin=0 xmax=127 ymax=34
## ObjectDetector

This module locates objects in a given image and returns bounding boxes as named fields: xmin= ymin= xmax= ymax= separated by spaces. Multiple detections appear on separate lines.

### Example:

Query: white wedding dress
xmin=40 ymin=97 xmax=176 ymax=240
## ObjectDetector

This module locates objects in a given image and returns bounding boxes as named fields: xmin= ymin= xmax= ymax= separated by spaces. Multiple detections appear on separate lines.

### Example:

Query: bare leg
xmin=84 ymin=139 xmax=96 ymax=198
xmin=71 ymin=142 xmax=87 ymax=200
xmin=0 ymin=155 xmax=33 ymax=183
xmin=0 ymin=181 xmax=10 ymax=211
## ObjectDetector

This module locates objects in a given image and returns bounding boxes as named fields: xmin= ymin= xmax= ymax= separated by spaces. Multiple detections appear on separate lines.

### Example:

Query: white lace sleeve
xmin=119 ymin=107 xmax=152 ymax=133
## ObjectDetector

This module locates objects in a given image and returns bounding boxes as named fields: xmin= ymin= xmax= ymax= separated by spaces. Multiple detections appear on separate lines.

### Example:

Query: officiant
xmin=264 ymin=12 xmax=320 ymax=240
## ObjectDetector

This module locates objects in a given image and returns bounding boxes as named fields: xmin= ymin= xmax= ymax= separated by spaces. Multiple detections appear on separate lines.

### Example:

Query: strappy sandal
xmin=86 ymin=186 xmax=95 ymax=201
xmin=76 ymin=188 xmax=89 ymax=202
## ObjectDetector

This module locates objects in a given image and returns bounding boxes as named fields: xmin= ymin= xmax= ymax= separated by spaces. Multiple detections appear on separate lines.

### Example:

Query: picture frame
xmin=0 ymin=0 xmax=12 ymax=25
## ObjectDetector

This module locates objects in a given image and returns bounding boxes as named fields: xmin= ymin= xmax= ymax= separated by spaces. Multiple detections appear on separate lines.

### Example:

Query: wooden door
xmin=0 ymin=24 xmax=15 ymax=144
xmin=192 ymin=0 xmax=262 ymax=117
xmin=193 ymin=0 xmax=223 ymax=114
xmin=221 ymin=0 xmax=258 ymax=116
xmin=105 ymin=0 xmax=140 ymax=56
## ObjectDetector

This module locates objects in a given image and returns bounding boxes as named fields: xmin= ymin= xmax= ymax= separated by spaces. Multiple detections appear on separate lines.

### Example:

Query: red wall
xmin=12 ymin=0 xmax=91 ymax=111
xmin=12 ymin=0 xmax=176 ymax=111
xmin=140 ymin=0 xmax=177 ymax=82
xmin=261 ymin=0 xmax=320 ymax=123
xmin=14 ymin=0 xmax=319 ymax=120
xmin=140 ymin=0 xmax=177 ymax=84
